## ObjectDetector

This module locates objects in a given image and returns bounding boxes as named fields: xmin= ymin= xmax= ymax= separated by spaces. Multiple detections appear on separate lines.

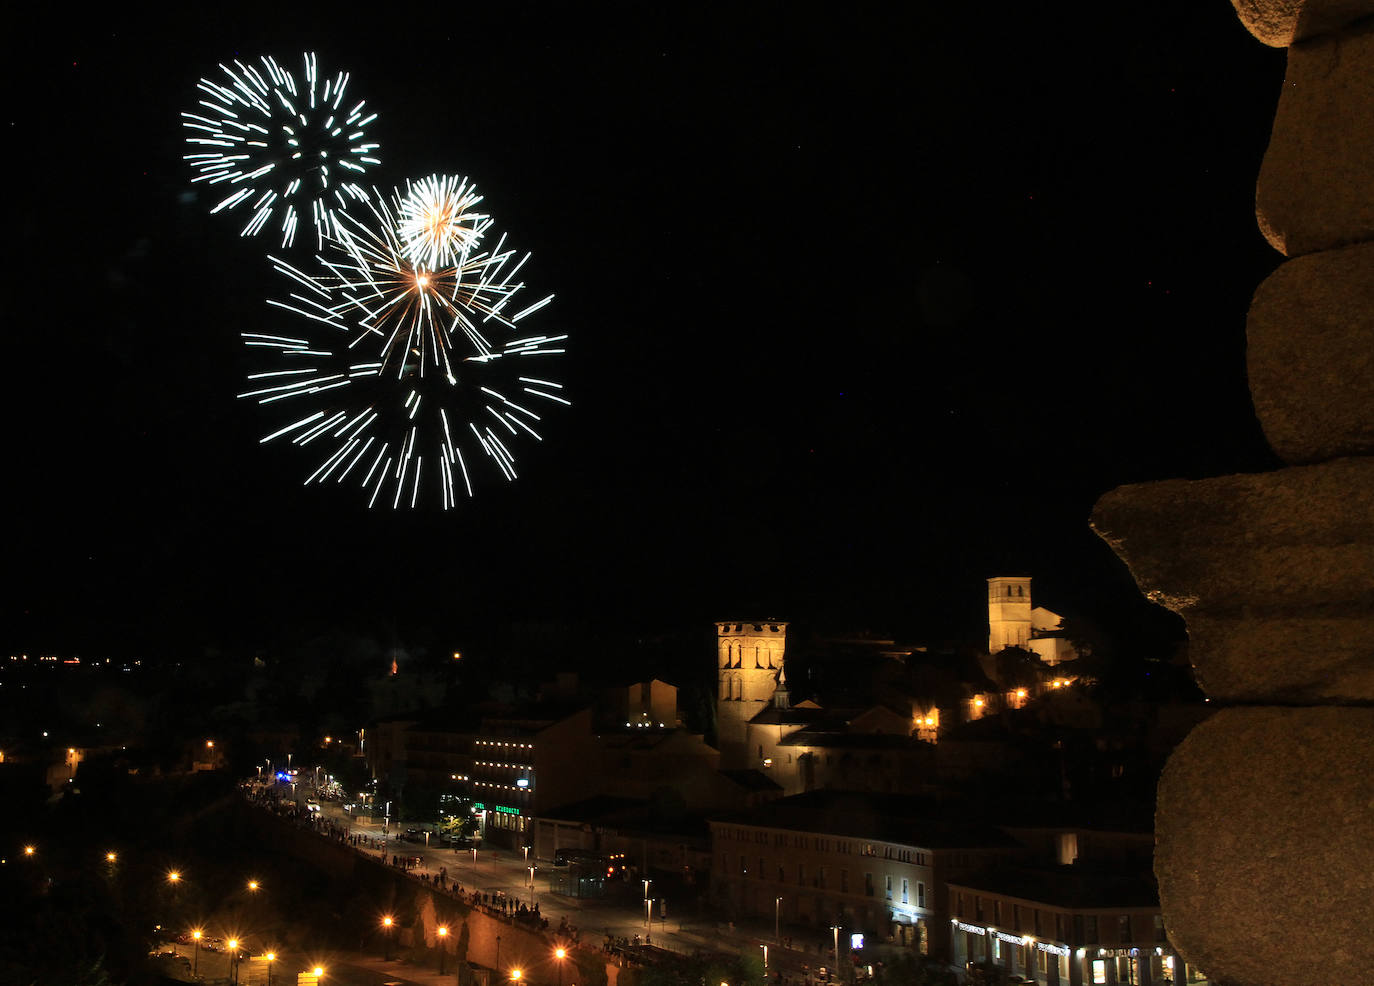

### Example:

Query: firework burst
xmin=397 ymin=174 xmax=492 ymax=270
xmin=241 ymin=193 xmax=566 ymax=509
xmin=182 ymin=52 xmax=380 ymax=248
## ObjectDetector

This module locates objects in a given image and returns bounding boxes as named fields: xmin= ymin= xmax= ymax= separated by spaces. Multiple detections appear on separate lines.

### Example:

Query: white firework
xmin=182 ymin=52 xmax=381 ymax=248
xmin=397 ymin=174 xmax=492 ymax=270
xmin=241 ymin=192 xmax=566 ymax=509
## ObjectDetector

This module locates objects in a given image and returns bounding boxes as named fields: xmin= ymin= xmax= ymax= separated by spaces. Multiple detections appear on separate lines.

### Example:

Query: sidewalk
xmin=345 ymin=953 xmax=463 ymax=985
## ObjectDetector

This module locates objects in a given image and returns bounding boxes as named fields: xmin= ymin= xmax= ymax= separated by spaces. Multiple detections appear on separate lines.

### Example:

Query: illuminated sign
xmin=850 ymin=933 xmax=864 ymax=950
xmin=1037 ymin=941 xmax=1071 ymax=957
xmin=492 ymin=804 xmax=521 ymax=815
xmin=992 ymin=931 xmax=1023 ymax=946
xmin=955 ymin=922 xmax=986 ymax=936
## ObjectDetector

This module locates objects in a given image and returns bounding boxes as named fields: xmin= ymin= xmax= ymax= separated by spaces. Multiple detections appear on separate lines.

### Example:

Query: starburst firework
xmin=397 ymin=174 xmax=491 ymax=270
xmin=241 ymin=193 xmax=566 ymax=509
xmin=182 ymin=52 xmax=380 ymax=248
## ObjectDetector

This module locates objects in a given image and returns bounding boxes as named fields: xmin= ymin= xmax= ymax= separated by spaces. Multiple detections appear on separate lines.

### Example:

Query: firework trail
xmin=240 ymin=192 xmax=566 ymax=509
xmin=397 ymin=174 xmax=492 ymax=270
xmin=183 ymin=52 xmax=380 ymax=248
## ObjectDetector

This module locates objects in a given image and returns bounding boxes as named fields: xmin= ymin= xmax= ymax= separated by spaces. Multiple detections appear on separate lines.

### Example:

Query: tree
xmin=992 ymin=645 xmax=1051 ymax=691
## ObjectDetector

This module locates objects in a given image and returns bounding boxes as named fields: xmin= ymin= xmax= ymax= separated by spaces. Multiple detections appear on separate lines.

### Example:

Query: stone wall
xmin=1091 ymin=3 xmax=1374 ymax=983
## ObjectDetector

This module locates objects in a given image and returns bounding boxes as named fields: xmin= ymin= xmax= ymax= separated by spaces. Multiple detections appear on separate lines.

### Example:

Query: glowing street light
xmin=247 ymin=879 xmax=260 ymax=892
xmin=106 ymin=851 xmax=118 ymax=863
xmin=437 ymin=925 xmax=449 ymax=975
xmin=227 ymin=938 xmax=240 ymax=986
xmin=167 ymin=870 xmax=181 ymax=884
xmin=510 ymin=968 xmax=522 ymax=982
xmin=775 ymin=896 xmax=783 ymax=942
xmin=382 ymin=915 xmax=395 ymax=961
xmin=554 ymin=946 xmax=568 ymax=986
xmin=265 ymin=952 xmax=276 ymax=986
xmin=191 ymin=929 xmax=203 ymax=979
xmin=23 ymin=845 xmax=35 ymax=857
xmin=313 ymin=966 xmax=325 ymax=981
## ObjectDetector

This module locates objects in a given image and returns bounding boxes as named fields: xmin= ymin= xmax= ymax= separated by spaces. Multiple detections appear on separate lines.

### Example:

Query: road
xmin=272 ymin=785 xmax=855 ymax=984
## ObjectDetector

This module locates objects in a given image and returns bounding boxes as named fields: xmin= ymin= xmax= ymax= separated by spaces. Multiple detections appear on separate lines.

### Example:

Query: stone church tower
xmin=987 ymin=576 xmax=1032 ymax=652
xmin=716 ymin=620 xmax=787 ymax=768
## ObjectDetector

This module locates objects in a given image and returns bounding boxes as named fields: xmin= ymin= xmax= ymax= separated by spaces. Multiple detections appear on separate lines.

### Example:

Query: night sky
xmin=9 ymin=5 xmax=1285 ymax=663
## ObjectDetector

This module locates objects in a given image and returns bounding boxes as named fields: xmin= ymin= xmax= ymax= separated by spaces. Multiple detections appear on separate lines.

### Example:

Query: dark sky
xmin=8 ymin=5 xmax=1285 ymax=661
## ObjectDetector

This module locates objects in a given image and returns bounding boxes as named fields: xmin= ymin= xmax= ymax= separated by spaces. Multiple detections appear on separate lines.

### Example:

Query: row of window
xmin=725 ymin=854 xmax=928 ymax=907
xmin=957 ymin=894 xmax=1166 ymax=945
xmin=718 ymin=827 xmax=931 ymax=866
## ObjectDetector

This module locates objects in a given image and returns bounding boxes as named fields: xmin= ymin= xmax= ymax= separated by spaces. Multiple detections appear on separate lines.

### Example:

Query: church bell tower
xmin=987 ymin=576 xmax=1032 ymax=652
xmin=715 ymin=620 xmax=787 ymax=768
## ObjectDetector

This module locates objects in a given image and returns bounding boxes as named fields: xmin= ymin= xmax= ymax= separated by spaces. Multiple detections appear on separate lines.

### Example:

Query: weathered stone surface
xmin=1230 ymin=0 xmax=1374 ymax=46
xmin=1247 ymin=242 xmax=1374 ymax=462
xmin=1092 ymin=458 xmax=1374 ymax=701
xmin=1157 ymin=707 xmax=1374 ymax=985
xmin=1256 ymin=25 xmax=1374 ymax=256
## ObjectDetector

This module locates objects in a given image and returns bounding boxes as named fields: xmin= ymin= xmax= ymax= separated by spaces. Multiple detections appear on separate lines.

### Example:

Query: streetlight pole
xmin=831 ymin=925 xmax=841 ymax=983
xmin=191 ymin=930 xmax=202 ymax=979
xmin=555 ymin=947 xmax=567 ymax=986
xmin=775 ymin=897 xmax=782 ymax=943
xmin=761 ymin=943 xmax=769 ymax=976
xmin=265 ymin=952 xmax=275 ymax=986
xmin=437 ymin=926 xmax=449 ymax=976
xmin=528 ymin=865 xmax=536 ymax=907
xmin=383 ymin=916 xmax=394 ymax=961
xmin=227 ymin=939 xmax=240 ymax=986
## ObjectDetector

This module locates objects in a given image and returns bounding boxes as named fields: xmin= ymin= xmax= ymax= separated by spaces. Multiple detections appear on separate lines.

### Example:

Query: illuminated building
xmin=708 ymin=791 xmax=1024 ymax=959
xmin=988 ymin=576 xmax=1078 ymax=666
xmin=946 ymin=867 xmax=1186 ymax=986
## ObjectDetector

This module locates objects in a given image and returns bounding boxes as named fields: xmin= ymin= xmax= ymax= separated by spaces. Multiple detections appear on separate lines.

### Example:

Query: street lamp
xmin=23 ymin=845 xmax=35 ymax=857
xmin=265 ymin=952 xmax=276 ymax=986
xmin=528 ymin=865 xmax=536 ymax=906
xmin=761 ymin=944 xmax=769 ymax=975
xmin=167 ymin=870 xmax=181 ymax=884
xmin=775 ymin=897 xmax=783 ymax=943
xmin=227 ymin=938 xmax=240 ymax=986
xmin=191 ymin=929 xmax=203 ymax=979
xmin=313 ymin=966 xmax=325 ymax=981
xmin=106 ymin=851 xmax=117 ymax=863
xmin=511 ymin=968 xmax=522 ymax=983
xmin=382 ymin=916 xmax=395 ymax=961
xmin=437 ymin=925 xmax=449 ymax=976
xmin=830 ymin=925 xmax=841 ymax=983
xmin=247 ymin=879 xmax=260 ymax=892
